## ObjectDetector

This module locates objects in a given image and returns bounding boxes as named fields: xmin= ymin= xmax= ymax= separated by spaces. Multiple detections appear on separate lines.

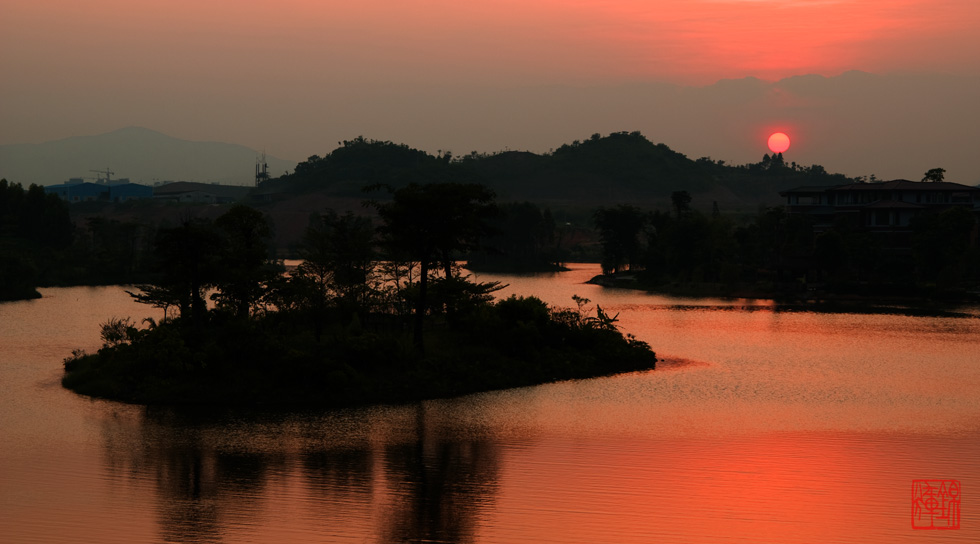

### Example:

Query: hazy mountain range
xmin=4 ymin=70 xmax=979 ymax=189
xmin=0 ymin=127 xmax=297 ymax=187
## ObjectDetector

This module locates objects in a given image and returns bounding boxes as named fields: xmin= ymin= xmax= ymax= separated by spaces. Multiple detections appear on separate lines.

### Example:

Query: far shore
xmin=587 ymin=272 xmax=980 ymax=308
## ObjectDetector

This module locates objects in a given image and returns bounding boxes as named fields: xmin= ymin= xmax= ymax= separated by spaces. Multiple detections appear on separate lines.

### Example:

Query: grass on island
xmin=62 ymin=295 xmax=656 ymax=407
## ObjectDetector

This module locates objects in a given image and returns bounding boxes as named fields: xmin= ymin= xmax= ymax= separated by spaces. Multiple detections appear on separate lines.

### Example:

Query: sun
xmin=768 ymin=132 xmax=790 ymax=153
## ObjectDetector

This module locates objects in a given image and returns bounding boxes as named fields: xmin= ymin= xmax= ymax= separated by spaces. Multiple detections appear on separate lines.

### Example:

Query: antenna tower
xmin=255 ymin=152 xmax=269 ymax=187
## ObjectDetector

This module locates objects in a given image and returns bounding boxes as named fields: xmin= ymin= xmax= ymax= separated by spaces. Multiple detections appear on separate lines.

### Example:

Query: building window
xmin=875 ymin=210 xmax=890 ymax=226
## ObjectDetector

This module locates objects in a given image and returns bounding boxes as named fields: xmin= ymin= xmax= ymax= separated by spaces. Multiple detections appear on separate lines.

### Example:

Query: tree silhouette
xmin=212 ymin=205 xmax=276 ymax=319
xmin=133 ymin=219 xmax=222 ymax=327
xmin=286 ymin=210 xmax=376 ymax=341
xmin=594 ymin=205 xmax=647 ymax=274
xmin=371 ymin=183 xmax=497 ymax=350
xmin=671 ymin=190 xmax=692 ymax=216
xmin=0 ymin=179 xmax=73 ymax=300
xmin=922 ymin=168 xmax=946 ymax=183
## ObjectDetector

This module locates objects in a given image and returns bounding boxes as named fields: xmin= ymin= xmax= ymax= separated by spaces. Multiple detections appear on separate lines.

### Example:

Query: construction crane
xmin=90 ymin=168 xmax=115 ymax=184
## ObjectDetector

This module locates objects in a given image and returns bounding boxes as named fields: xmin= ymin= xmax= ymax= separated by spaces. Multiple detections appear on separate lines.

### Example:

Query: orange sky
xmin=2 ymin=0 xmax=979 ymax=180
xmin=8 ymin=0 xmax=975 ymax=83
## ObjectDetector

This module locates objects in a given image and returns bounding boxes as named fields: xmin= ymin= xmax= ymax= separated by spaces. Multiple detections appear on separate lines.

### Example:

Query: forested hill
xmin=258 ymin=132 xmax=856 ymax=209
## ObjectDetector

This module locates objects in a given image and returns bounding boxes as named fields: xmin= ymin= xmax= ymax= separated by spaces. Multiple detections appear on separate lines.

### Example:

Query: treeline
xmin=268 ymin=136 xmax=472 ymax=197
xmin=0 ymin=175 xmax=584 ymax=302
xmin=62 ymin=183 xmax=656 ymax=406
xmin=0 ymin=179 xmax=72 ymax=300
xmin=592 ymin=192 xmax=980 ymax=297
xmin=1 ymin=178 xmax=170 ymax=300
xmin=267 ymin=132 xmax=858 ymax=204
xmin=466 ymin=202 xmax=568 ymax=272
xmin=2 ymin=131 xmax=859 ymax=301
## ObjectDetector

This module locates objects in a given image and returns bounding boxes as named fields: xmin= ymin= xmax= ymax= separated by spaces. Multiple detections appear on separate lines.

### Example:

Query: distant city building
xmin=45 ymin=182 xmax=107 ymax=202
xmin=108 ymin=183 xmax=152 ymax=202
xmin=152 ymin=181 xmax=251 ymax=204
xmin=46 ymin=180 xmax=152 ymax=203
xmin=46 ymin=179 xmax=250 ymax=204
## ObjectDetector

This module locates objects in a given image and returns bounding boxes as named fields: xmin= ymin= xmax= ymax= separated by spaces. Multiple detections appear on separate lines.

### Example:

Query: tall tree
xmin=671 ymin=190 xmax=692 ymax=216
xmin=371 ymin=182 xmax=497 ymax=350
xmin=922 ymin=168 xmax=946 ymax=183
xmin=472 ymin=202 xmax=557 ymax=270
xmin=287 ymin=210 xmax=376 ymax=340
xmin=593 ymin=205 xmax=647 ymax=275
xmin=134 ymin=219 xmax=223 ymax=327
xmin=306 ymin=211 xmax=376 ymax=306
xmin=212 ymin=205 xmax=276 ymax=319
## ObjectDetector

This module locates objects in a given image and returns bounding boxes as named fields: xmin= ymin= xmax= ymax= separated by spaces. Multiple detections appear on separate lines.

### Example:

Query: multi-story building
xmin=781 ymin=179 xmax=980 ymax=249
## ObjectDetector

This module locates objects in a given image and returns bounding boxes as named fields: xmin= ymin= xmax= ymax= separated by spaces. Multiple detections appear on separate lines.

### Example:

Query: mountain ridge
xmin=0 ymin=127 xmax=297 ymax=187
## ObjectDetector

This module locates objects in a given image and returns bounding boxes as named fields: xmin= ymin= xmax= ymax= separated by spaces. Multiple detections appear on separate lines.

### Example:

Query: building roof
xmin=827 ymin=180 xmax=980 ymax=192
xmin=57 ymin=182 xmax=107 ymax=195
xmin=108 ymin=183 xmax=152 ymax=195
xmin=782 ymin=180 xmax=980 ymax=197
xmin=154 ymin=181 xmax=252 ymax=199
xmin=780 ymin=185 xmax=844 ymax=195
xmin=862 ymin=200 xmax=926 ymax=209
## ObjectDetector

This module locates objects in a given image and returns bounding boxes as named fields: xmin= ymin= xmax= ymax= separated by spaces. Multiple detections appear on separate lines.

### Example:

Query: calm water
xmin=1 ymin=264 xmax=978 ymax=543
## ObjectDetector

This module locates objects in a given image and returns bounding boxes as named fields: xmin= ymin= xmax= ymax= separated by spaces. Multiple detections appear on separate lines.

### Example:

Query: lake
xmin=1 ymin=264 xmax=978 ymax=543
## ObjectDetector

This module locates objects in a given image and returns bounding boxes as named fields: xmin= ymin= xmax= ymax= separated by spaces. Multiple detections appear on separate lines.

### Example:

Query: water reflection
xmin=302 ymin=446 xmax=374 ymax=499
xmin=98 ymin=403 xmax=500 ymax=543
xmin=658 ymin=301 xmax=980 ymax=318
xmin=5 ymin=279 xmax=980 ymax=543
xmin=152 ymin=443 xmax=222 ymax=544
xmin=381 ymin=405 xmax=499 ymax=544
xmin=101 ymin=409 xmax=285 ymax=543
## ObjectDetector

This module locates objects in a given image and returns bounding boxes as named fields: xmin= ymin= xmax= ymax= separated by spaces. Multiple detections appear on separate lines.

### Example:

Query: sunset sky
xmin=2 ymin=0 xmax=979 ymax=182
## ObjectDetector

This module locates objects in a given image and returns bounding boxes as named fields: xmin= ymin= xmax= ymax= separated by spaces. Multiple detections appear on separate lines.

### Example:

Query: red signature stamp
xmin=912 ymin=480 xmax=960 ymax=530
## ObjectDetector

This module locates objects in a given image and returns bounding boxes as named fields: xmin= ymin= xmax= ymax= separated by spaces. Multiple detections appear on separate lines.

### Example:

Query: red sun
xmin=768 ymin=132 xmax=790 ymax=153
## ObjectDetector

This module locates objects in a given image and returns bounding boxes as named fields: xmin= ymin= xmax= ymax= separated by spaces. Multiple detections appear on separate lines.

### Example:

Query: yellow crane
xmin=89 ymin=168 xmax=115 ymax=183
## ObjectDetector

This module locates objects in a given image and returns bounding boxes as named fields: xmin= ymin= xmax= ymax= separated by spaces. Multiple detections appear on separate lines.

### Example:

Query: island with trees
xmin=61 ymin=183 xmax=656 ymax=406
xmin=5 ymin=130 xmax=977 ymax=403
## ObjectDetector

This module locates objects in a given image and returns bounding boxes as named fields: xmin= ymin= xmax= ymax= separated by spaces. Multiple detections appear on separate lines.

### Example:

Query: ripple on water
xmin=1 ymin=277 xmax=979 ymax=543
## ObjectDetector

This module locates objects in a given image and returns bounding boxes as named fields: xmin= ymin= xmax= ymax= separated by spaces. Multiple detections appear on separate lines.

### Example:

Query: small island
xmin=62 ymin=183 xmax=656 ymax=406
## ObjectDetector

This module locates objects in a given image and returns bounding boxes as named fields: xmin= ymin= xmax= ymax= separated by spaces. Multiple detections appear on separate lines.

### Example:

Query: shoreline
xmin=587 ymin=272 xmax=980 ymax=309
xmin=61 ymin=295 xmax=658 ymax=408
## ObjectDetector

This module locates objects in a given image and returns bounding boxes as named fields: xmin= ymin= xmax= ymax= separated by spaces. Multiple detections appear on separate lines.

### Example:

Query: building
xmin=781 ymin=179 xmax=980 ymax=253
xmin=152 ymin=181 xmax=251 ymax=204
xmin=45 ymin=181 xmax=153 ymax=203
xmin=108 ymin=183 xmax=153 ymax=202
xmin=45 ymin=182 xmax=110 ymax=203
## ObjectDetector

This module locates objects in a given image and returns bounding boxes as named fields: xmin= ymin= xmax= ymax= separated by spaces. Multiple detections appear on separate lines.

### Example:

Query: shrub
xmin=100 ymin=317 xmax=138 ymax=348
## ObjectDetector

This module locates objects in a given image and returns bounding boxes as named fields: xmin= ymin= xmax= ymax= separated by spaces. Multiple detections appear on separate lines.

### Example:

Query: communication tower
xmin=255 ymin=152 xmax=269 ymax=187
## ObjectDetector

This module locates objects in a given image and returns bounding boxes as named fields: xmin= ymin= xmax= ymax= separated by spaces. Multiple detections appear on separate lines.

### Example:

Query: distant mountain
xmin=0 ymin=127 xmax=296 ymax=186
xmin=262 ymin=132 xmax=856 ymax=211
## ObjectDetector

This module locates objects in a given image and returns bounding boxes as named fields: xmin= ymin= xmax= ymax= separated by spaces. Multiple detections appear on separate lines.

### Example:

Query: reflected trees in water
xmin=380 ymin=405 xmax=500 ymax=544
xmin=98 ymin=404 xmax=501 ymax=544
